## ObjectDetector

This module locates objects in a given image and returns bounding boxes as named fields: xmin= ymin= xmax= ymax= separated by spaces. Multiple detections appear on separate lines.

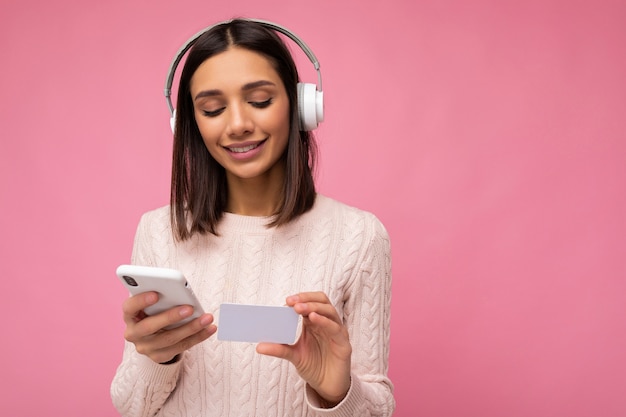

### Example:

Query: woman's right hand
xmin=122 ymin=291 xmax=217 ymax=364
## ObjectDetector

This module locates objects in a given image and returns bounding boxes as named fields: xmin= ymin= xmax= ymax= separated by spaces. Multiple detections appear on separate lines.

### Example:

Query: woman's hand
xmin=122 ymin=291 xmax=217 ymax=364
xmin=256 ymin=292 xmax=352 ymax=407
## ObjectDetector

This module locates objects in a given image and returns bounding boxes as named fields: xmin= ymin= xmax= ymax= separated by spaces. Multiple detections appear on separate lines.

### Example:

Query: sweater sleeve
xmin=110 ymin=211 xmax=183 ymax=417
xmin=305 ymin=212 xmax=396 ymax=416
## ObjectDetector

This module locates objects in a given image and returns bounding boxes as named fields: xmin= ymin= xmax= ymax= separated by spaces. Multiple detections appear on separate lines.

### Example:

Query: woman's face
xmin=190 ymin=46 xmax=290 ymax=183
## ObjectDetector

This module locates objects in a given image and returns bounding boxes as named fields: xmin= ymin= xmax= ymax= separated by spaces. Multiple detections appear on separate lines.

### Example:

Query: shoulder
xmin=130 ymin=205 xmax=176 ymax=266
xmin=310 ymin=196 xmax=392 ymax=289
xmin=137 ymin=205 xmax=171 ymax=231
xmin=309 ymin=194 xmax=390 ymax=249
xmin=313 ymin=194 xmax=388 ymax=231
xmin=133 ymin=205 xmax=174 ymax=246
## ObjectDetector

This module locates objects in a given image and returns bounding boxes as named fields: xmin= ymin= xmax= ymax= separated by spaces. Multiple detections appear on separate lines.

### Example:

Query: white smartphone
xmin=116 ymin=264 xmax=205 ymax=329
xmin=217 ymin=303 xmax=300 ymax=344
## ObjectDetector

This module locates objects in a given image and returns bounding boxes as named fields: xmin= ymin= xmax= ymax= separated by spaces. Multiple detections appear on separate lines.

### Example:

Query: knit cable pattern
xmin=111 ymin=195 xmax=395 ymax=416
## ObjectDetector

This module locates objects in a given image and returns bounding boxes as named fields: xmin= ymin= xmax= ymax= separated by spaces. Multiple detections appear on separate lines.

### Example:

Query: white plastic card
xmin=217 ymin=303 xmax=300 ymax=344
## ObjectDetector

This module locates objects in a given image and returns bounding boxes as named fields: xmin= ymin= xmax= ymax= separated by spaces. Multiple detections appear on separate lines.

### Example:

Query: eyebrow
xmin=194 ymin=80 xmax=277 ymax=101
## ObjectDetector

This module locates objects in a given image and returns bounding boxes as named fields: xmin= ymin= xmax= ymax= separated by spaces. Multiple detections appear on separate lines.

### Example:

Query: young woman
xmin=111 ymin=18 xmax=395 ymax=417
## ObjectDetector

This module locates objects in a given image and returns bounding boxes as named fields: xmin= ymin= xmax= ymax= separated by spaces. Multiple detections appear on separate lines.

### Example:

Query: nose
xmin=226 ymin=102 xmax=254 ymax=137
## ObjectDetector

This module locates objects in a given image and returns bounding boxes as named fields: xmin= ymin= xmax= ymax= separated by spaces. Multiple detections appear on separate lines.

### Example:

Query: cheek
xmin=265 ymin=102 xmax=291 ymax=139
xmin=195 ymin=115 xmax=222 ymax=144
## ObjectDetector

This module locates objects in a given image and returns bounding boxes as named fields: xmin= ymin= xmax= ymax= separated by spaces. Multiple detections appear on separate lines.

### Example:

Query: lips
xmin=223 ymin=139 xmax=267 ymax=159
xmin=224 ymin=139 xmax=267 ymax=153
xmin=228 ymin=143 xmax=260 ymax=153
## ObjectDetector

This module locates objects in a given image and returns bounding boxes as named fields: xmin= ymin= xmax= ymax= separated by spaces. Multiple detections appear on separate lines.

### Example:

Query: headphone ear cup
xmin=297 ymin=82 xmax=324 ymax=131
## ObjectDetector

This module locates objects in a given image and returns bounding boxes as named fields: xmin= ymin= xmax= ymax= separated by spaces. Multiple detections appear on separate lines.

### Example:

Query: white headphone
xmin=164 ymin=18 xmax=324 ymax=133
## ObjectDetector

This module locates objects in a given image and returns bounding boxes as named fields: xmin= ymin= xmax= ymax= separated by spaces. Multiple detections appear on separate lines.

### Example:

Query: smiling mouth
xmin=226 ymin=139 xmax=266 ymax=153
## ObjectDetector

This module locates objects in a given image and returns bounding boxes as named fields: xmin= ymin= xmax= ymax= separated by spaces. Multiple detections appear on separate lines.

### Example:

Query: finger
xmin=286 ymin=292 xmax=342 ymax=323
xmin=147 ymin=313 xmax=215 ymax=351
xmin=256 ymin=342 xmax=295 ymax=362
xmin=293 ymin=301 xmax=342 ymax=326
xmin=136 ymin=306 xmax=211 ymax=338
xmin=149 ymin=322 xmax=217 ymax=363
xmin=122 ymin=292 xmax=158 ymax=324
xmin=286 ymin=291 xmax=329 ymax=306
xmin=302 ymin=313 xmax=352 ymax=357
xmin=127 ymin=304 xmax=190 ymax=337
xmin=305 ymin=312 xmax=348 ymax=340
xmin=133 ymin=315 xmax=216 ymax=360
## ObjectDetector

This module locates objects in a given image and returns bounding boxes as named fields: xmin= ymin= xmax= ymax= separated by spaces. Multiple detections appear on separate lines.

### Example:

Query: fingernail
xmin=179 ymin=306 xmax=192 ymax=317
xmin=145 ymin=293 xmax=158 ymax=304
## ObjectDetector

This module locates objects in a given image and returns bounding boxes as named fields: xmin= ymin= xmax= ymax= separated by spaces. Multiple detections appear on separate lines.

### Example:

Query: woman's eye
xmin=250 ymin=98 xmax=273 ymax=109
xmin=202 ymin=108 xmax=225 ymax=117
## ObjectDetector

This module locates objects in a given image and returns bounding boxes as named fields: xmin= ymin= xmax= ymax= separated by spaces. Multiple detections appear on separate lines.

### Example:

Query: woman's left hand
xmin=256 ymin=291 xmax=352 ymax=407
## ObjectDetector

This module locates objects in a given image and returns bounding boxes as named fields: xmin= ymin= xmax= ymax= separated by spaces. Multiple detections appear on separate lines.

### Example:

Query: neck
xmin=225 ymin=162 xmax=285 ymax=217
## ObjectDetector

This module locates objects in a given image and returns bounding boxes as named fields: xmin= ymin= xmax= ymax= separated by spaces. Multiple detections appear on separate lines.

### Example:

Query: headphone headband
xmin=164 ymin=18 xmax=324 ymax=131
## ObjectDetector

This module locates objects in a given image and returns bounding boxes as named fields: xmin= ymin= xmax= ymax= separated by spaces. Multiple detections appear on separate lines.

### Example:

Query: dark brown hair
xmin=170 ymin=19 xmax=317 ymax=240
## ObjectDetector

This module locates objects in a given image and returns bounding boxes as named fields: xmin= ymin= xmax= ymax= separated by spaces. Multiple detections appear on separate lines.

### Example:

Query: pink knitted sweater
xmin=111 ymin=194 xmax=394 ymax=416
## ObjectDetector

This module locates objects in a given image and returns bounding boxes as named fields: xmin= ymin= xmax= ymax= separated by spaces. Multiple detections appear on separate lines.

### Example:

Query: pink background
xmin=1 ymin=0 xmax=625 ymax=416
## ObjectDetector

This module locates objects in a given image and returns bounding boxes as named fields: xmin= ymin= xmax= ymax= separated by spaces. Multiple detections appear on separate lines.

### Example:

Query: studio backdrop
xmin=1 ymin=0 xmax=625 ymax=416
